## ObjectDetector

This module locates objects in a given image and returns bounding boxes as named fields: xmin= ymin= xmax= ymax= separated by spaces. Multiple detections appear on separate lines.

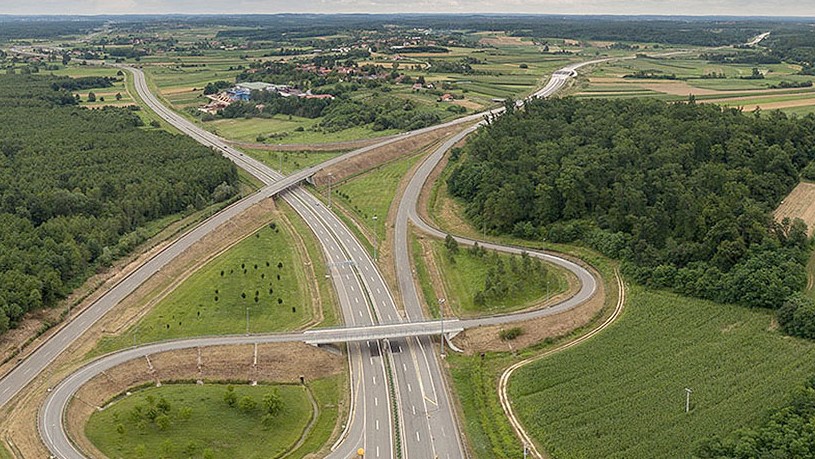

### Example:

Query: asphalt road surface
xmin=29 ymin=61 xmax=597 ymax=458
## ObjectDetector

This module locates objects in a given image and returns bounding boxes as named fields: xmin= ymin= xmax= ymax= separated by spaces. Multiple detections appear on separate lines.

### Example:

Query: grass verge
xmin=334 ymin=150 xmax=426 ymax=243
xmin=96 ymin=217 xmax=311 ymax=351
xmin=243 ymin=149 xmax=344 ymax=175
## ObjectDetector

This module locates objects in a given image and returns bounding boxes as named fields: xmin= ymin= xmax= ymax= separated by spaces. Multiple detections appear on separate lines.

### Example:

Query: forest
xmin=448 ymin=98 xmax=815 ymax=324
xmin=0 ymin=74 xmax=238 ymax=335
xmin=208 ymin=14 xmax=770 ymax=46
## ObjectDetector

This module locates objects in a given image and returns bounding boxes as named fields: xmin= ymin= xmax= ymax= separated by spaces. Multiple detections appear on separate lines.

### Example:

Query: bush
xmin=499 ymin=327 xmax=524 ymax=341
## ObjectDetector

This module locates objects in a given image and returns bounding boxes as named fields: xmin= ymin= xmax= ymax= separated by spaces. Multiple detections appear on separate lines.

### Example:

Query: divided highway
xmin=27 ymin=59 xmax=603 ymax=459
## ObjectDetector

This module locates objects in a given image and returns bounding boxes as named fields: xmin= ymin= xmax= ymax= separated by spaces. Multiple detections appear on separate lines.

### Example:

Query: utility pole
xmin=246 ymin=307 xmax=250 ymax=336
xmin=372 ymin=214 xmax=378 ymax=261
xmin=685 ymin=388 xmax=692 ymax=413
xmin=439 ymin=298 xmax=446 ymax=357
xmin=327 ymin=172 xmax=333 ymax=209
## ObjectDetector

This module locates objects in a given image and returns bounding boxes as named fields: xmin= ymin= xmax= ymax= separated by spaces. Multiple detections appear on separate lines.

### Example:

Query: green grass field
xmin=97 ymin=221 xmax=312 ymax=352
xmin=334 ymin=150 xmax=426 ymax=244
xmin=510 ymin=284 xmax=815 ymax=458
xmin=243 ymin=149 xmax=343 ymax=174
xmin=430 ymin=240 xmax=569 ymax=316
xmin=86 ymin=381 xmax=328 ymax=459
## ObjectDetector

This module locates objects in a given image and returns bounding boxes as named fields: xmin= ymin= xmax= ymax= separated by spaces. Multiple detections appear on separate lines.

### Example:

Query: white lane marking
xmin=376 ymin=288 xmax=381 ymax=294
xmin=376 ymin=419 xmax=380 ymax=431
xmin=377 ymin=446 xmax=380 ymax=457
xmin=372 ymin=376 xmax=376 ymax=385
xmin=358 ymin=310 xmax=363 ymax=317
xmin=416 ymin=431 xmax=421 ymax=442
xmin=442 ymin=426 xmax=447 ymax=437
xmin=412 ymin=405 xmax=416 ymax=415
xmin=407 ymin=383 xmax=412 ymax=393
xmin=402 ymin=363 xmax=407 ymax=372
xmin=374 ymin=397 xmax=378 ymax=406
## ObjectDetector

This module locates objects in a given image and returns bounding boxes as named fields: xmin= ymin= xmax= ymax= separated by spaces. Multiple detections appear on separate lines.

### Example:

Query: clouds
xmin=1 ymin=0 xmax=814 ymax=16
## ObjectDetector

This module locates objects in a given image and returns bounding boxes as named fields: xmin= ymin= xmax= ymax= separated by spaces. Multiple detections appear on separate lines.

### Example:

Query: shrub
xmin=499 ymin=327 xmax=523 ymax=341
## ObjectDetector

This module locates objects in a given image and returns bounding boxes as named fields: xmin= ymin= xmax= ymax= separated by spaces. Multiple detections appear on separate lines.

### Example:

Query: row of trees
xmin=0 ymin=74 xmax=239 ymax=335
xmin=448 ymin=97 xmax=815 ymax=317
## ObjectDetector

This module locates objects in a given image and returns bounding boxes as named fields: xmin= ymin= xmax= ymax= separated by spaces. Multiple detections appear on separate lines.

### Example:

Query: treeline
xmin=318 ymin=96 xmax=440 ymax=132
xmin=51 ymin=76 xmax=116 ymax=91
xmin=701 ymin=51 xmax=782 ymax=65
xmin=0 ymin=18 xmax=103 ymax=41
xmin=0 ymin=74 xmax=238 ymax=335
xmin=697 ymin=375 xmax=815 ymax=458
xmin=219 ymin=92 xmax=331 ymax=119
xmin=207 ymin=14 xmax=767 ymax=47
xmin=448 ymin=97 xmax=815 ymax=317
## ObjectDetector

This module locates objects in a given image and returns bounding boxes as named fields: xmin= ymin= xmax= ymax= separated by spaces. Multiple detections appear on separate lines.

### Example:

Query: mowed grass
xmin=334 ymin=151 xmax=425 ymax=243
xmin=243 ymin=149 xmax=343 ymax=175
xmin=86 ymin=383 xmax=315 ymax=459
xmin=510 ymin=284 xmax=815 ymax=458
xmin=112 ymin=223 xmax=310 ymax=347
xmin=430 ymin=241 xmax=569 ymax=316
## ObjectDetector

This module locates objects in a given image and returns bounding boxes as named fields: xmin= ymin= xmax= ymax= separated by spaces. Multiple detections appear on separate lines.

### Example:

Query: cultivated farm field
xmin=510 ymin=285 xmax=815 ymax=458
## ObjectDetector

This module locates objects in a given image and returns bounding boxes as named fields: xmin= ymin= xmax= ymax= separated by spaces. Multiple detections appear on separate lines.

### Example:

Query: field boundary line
xmin=497 ymin=268 xmax=626 ymax=459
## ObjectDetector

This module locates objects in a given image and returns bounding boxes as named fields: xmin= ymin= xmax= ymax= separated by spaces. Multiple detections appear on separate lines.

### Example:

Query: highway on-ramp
xmin=29 ymin=59 xmax=602 ymax=459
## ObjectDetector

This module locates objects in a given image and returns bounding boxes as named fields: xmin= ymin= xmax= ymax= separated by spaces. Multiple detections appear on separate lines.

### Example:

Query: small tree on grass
xmin=263 ymin=389 xmax=283 ymax=415
xmin=87 ymin=91 xmax=96 ymax=102
xmin=445 ymin=234 xmax=459 ymax=264
xmin=224 ymin=385 xmax=237 ymax=407
xmin=238 ymin=396 xmax=257 ymax=412
xmin=155 ymin=413 xmax=171 ymax=430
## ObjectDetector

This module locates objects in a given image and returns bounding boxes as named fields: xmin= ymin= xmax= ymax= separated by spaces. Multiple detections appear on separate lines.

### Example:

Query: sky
xmin=0 ymin=0 xmax=814 ymax=17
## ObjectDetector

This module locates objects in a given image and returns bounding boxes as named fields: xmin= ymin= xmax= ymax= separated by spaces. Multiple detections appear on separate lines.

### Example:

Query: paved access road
xmin=32 ymin=60 xmax=599 ymax=459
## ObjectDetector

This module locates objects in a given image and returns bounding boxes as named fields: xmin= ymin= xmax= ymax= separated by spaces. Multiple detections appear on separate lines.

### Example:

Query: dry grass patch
xmin=313 ymin=125 xmax=471 ymax=185
xmin=479 ymin=34 xmax=534 ymax=47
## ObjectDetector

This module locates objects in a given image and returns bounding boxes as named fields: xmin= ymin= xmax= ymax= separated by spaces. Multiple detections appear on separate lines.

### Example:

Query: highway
xmin=29 ymin=60 xmax=599 ymax=458
xmin=32 ymin=66 xmax=484 ymax=459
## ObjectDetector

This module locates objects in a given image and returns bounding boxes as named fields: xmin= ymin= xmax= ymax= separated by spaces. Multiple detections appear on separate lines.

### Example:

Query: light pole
xmin=685 ymin=388 xmax=692 ymax=413
xmin=372 ymin=214 xmax=378 ymax=261
xmin=439 ymin=298 xmax=446 ymax=357
xmin=327 ymin=172 xmax=333 ymax=209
